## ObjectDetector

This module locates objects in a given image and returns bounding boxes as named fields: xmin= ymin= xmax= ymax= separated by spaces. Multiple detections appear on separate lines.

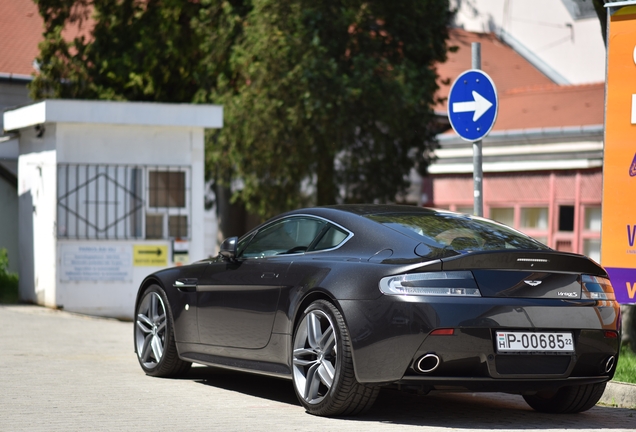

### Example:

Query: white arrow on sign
xmin=452 ymin=90 xmax=493 ymax=122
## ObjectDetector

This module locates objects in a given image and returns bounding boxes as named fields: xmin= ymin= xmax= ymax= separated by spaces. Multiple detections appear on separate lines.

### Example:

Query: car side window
xmin=312 ymin=226 xmax=348 ymax=251
xmin=240 ymin=217 xmax=327 ymax=258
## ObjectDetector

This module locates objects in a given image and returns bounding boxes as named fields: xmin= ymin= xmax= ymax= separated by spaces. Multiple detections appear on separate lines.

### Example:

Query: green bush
xmin=0 ymin=248 xmax=19 ymax=303
xmin=614 ymin=345 xmax=636 ymax=384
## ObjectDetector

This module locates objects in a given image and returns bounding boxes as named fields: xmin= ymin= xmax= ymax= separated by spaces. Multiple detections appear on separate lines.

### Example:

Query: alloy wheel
xmin=292 ymin=309 xmax=337 ymax=404
xmin=135 ymin=291 xmax=167 ymax=369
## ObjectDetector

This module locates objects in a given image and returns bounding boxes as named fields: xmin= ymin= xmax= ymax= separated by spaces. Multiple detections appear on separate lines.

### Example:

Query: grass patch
xmin=0 ymin=248 xmax=18 ymax=304
xmin=613 ymin=345 xmax=636 ymax=384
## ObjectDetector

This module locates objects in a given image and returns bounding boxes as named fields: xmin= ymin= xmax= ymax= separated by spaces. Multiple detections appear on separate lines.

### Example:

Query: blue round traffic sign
xmin=447 ymin=69 xmax=498 ymax=142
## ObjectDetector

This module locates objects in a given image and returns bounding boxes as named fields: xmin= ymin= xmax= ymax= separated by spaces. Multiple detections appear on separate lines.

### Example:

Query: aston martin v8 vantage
xmin=134 ymin=205 xmax=620 ymax=416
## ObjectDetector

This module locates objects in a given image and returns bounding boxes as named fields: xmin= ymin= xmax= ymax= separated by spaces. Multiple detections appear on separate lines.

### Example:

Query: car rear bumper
xmin=393 ymin=376 xmax=610 ymax=394
xmin=339 ymin=296 xmax=620 ymax=386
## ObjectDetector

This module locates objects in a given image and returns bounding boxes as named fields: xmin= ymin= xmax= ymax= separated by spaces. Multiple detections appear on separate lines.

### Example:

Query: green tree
xmin=211 ymin=0 xmax=452 ymax=218
xmin=31 ymin=0 xmax=452 ymax=223
xmin=0 ymin=249 xmax=19 ymax=303
xmin=30 ymin=0 xmax=248 ymax=101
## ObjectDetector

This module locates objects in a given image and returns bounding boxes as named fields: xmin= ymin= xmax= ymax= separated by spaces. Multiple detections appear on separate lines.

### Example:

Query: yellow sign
xmin=133 ymin=245 xmax=168 ymax=267
xmin=601 ymin=4 xmax=636 ymax=304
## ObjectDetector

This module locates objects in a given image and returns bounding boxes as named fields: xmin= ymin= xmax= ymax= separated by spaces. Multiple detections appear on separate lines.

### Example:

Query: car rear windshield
xmin=365 ymin=212 xmax=549 ymax=252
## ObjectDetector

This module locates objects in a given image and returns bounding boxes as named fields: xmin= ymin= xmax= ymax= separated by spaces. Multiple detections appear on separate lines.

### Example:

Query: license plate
xmin=495 ymin=331 xmax=574 ymax=353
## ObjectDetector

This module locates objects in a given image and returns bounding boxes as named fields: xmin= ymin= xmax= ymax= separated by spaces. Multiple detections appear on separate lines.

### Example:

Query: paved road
xmin=1 ymin=305 xmax=634 ymax=432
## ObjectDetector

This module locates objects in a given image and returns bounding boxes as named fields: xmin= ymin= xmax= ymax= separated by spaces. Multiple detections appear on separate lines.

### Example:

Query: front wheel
xmin=134 ymin=284 xmax=191 ymax=377
xmin=291 ymin=300 xmax=379 ymax=416
xmin=523 ymin=382 xmax=607 ymax=413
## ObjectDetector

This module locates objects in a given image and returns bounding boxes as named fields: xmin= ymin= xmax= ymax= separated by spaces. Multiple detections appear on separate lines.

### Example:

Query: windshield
xmin=365 ymin=212 xmax=549 ymax=253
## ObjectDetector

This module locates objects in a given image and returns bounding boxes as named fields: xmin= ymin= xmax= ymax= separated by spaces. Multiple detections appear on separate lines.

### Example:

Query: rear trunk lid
xmin=440 ymin=250 xmax=606 ymax=299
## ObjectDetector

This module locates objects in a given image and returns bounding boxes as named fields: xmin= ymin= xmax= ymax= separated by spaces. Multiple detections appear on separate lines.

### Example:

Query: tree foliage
xmin=30 ymin=0 xmax=245 ymax=100
xmin=31 ymin=0 xmax=452 ymax=221
xmin=211 ymin=0 xmax=452 ymax=218
xmin=0 ymin=248 xmax=19 ymax=304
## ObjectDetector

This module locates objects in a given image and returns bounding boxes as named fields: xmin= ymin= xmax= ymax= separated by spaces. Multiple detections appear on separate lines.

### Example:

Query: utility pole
xmin=472 ymin=42 xmax=483 ymax=217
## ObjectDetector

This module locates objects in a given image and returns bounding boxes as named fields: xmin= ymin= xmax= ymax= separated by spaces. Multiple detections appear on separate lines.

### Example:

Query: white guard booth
xmin=3 ymin=99 xmax=222 ymax=319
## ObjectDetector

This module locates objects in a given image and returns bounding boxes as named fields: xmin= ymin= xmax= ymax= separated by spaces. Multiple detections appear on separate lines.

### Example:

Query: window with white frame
xmin=582 ymin=206 xmax=601 ymax=262
xmin=489 ymin=207 xmax=514 ymax=227
xmin=57 ymin=164 xmax=190 ymax=240
xmin=145 ymin=169 xmax=190 ymax=240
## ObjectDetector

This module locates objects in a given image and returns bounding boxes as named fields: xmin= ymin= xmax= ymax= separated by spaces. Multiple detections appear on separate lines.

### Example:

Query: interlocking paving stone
xmin=1 ymin=305 xmax=634 ymax=432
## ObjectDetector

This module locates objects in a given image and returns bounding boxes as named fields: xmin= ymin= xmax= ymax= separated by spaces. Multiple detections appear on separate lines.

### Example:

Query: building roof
xmin=0 ymin=0 xmax=92 ymax=78
xmin=435 ymin=28 xmax=555 ymax=113
xmin=3 ymin=99 xmax=223 ymax=130
xmin=495 ymin=82 xmax=604 ymax=130
xmin=0 ymin=0 xmax=42 ymax=77
xmin=435 ymin=28 xmax=604 ymax=132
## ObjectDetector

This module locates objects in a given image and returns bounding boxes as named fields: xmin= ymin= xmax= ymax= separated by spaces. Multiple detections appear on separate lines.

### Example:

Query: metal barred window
xmin=57 ymin=164 xmax=190 ymax=240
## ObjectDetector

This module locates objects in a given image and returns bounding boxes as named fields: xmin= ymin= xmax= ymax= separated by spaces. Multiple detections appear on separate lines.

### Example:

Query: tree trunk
xmin=622 ymin=304 xmax=636 ymax=353
xmin=316 ymin=152 xmax=336 ymax=206
xmin=215 ymin=185 xmax=247 ymax=247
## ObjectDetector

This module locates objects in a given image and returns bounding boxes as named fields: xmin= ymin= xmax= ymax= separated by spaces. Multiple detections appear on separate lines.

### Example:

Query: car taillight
xmin=581 ymin=275 xmax=616 ymax=300
xmin=430 ymin=328 xmax=455 ymax=335
xmin=379 ymin=271 xmax=481 ymax=297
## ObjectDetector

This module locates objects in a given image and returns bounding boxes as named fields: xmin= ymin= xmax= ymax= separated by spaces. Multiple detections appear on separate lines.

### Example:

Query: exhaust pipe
xmin=416 ymin=353 xmax=441 ymax=374
xmin=604 ymin=356 xmax=616 ymax=374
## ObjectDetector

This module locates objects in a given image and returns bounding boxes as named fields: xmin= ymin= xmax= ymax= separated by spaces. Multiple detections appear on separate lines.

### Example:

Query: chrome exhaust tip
xmin=604 ymin=356 xmax=616 ymax=374
xmin=416 ymin=353 xmax=441 ymax=374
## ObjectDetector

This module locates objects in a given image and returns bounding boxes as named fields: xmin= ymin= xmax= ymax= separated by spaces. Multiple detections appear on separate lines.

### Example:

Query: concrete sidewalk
xmin=1 ymin=304 xmax=634 ymax=432
xmin=600 ymin=382 xmax=636 ymax=410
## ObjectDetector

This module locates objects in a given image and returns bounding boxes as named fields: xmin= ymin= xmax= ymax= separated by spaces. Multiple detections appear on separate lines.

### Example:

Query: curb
xmin=599 ymin=381 xmax=636 ymax=409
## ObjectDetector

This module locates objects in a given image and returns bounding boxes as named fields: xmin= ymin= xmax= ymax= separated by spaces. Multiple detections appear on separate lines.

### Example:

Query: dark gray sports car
xmin=134 ymin=205 xmax=620 ymax=416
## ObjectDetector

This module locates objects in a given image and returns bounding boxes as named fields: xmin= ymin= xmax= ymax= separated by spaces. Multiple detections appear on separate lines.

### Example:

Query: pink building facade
xmin=423 ymin=169 xmax=602 ymax=261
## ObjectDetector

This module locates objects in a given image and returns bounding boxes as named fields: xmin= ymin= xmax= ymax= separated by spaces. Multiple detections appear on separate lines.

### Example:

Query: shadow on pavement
xmin=351 ymin=388 xmax=636 ymax=429
xmin=175 ymin=366 xmax=635 ymax=428
xmin=184 ymin=366 xmax=300 ymax=407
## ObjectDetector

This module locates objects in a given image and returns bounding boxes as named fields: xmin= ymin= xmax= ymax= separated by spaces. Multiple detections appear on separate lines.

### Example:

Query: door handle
xmin=261 ymin=272 xmax=278 ymax=279
xmin=174 ymin=278 xmax=198 ymax=292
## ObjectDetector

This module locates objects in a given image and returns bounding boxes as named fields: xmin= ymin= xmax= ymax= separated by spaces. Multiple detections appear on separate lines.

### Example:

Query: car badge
xmin=630 ymin=153 xmax=636 ymax=177
xmin=524 ymin=280 xmax=542 ymax=287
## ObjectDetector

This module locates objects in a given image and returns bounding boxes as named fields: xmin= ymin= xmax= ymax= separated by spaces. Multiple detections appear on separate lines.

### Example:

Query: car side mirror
xmin=219 ymin=237 xmax=238 ymax=260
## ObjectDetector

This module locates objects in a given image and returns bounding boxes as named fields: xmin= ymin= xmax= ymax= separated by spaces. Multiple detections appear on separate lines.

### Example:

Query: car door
xmin=196 ymin=216 xmax=328 ymax=349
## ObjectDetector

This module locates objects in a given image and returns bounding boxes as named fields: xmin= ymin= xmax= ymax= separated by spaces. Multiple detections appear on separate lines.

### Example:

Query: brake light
xmin=430 ymin=328 xmax=455 ymax=336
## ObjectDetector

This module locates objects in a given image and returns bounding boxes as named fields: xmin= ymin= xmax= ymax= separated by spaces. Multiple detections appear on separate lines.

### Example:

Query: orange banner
xmin=602 ymin=5 xmax=636 ymax=304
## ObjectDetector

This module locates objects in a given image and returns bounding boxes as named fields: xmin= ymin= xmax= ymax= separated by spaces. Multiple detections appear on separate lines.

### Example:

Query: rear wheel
xmin=292 ymin=300 xmax=379 ymax=416
xmin=523 ymin=382 xmax=607 ymax=413
xmin=134 ymin=285 xmax=191 ymax=377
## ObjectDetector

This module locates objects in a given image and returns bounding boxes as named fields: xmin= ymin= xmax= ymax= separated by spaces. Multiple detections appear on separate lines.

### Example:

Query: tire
xmin=134 ymin=284 xmax=191 ymax=377
xmin=522 ymin=382 xmax=607 ymax=413
xmin=291 ymin=300 xmax=379 ymax=416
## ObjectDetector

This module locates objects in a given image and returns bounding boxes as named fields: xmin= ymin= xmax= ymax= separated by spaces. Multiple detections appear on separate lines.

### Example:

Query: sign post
xmin=601 ymin=2 xmax=636 ymax=305
xmin=447 ymin=44 xmax=498 ymax=217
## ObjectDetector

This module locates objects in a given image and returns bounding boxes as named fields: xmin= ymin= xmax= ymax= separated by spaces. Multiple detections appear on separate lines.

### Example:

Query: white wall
xmin=14 ymin=121 xmax=209 ymax=318
xmin=452 ymin=0 xmax=606 ymax=84
xmin=8 ymin=100 xmax=218 ymax=319
xmin=18 ymin=125 xmax=57 ymax=306
xmin=56 ymin=123 xmax=197 ymax=165
xmin=55 ymin=122 xmax=205 ymax=262
xmin=56 ymin=240 xmax=171 ymax=319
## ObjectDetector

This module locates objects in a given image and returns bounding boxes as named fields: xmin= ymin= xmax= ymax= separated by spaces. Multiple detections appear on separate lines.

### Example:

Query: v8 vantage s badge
xmin=557 ymin=291 xmax=579 ymax=298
